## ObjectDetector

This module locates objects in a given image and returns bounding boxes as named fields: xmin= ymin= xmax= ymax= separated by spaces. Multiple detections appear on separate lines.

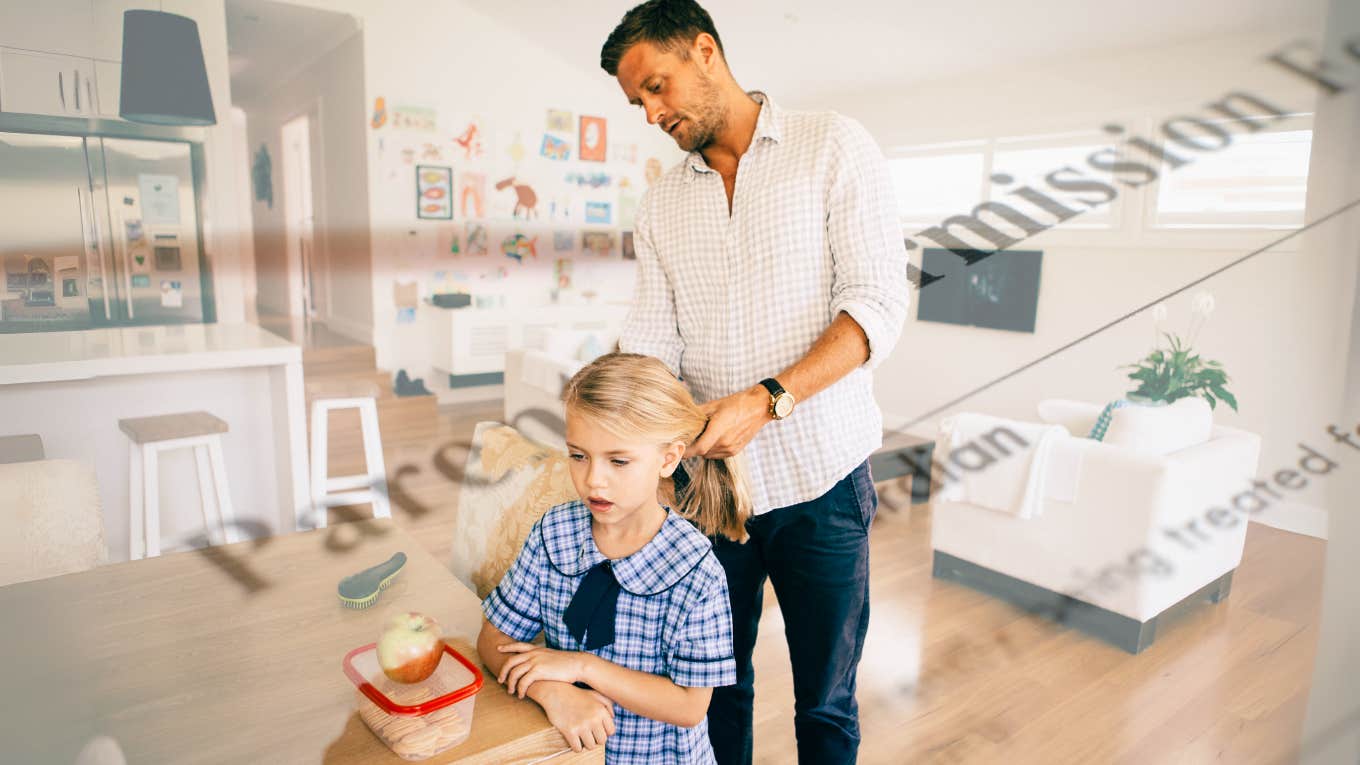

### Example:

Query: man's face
xmin=616 ymin=39 xmax=725 ymax=153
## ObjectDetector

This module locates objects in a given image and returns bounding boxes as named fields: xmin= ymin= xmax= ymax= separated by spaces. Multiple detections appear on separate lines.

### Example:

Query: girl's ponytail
xmin=678 ymin=454 xmax=752 ymax=543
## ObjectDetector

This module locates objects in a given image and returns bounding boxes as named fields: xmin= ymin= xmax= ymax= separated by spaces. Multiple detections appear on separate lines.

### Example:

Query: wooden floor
xmin=335 ymin=398 xmax=1325 ymax=764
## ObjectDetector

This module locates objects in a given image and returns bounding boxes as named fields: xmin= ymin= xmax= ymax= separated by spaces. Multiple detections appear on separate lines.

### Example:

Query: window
xmin=1149 ymin=115 xmax=1312 ymax=229
xmin=888 ymin=141 xmax=987 ymax=227
xmin=989 ymin=132 xmax=1121 ymax=229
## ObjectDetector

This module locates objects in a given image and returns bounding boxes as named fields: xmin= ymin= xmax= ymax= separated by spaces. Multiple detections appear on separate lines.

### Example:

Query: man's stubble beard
xmin=678 ymin=72 xmax=727 ymax=153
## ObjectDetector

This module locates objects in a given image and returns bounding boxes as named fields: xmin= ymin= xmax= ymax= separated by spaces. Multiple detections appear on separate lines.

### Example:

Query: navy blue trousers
xmin=675 ymin=460 xmax=877 ymax=765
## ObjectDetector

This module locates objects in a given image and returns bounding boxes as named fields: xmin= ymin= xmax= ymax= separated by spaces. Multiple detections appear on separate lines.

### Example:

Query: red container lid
xmin=343 ymin=642 xmax=485 ymax=716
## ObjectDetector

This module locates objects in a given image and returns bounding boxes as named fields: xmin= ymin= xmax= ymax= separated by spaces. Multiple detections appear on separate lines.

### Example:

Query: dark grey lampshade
xmin=119 ymin=10 xmax=217 ymax=126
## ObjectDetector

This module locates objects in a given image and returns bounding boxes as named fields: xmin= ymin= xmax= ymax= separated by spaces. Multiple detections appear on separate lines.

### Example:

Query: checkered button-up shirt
xmin=620 ymin=91 xmax=910 ymax=514
xmin=483 ymin=501 xmax=735 ymax=765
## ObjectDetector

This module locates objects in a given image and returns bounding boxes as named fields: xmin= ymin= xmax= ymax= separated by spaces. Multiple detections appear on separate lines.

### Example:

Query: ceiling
xmin=466 ymin=0 xmax=1327 ymax=109
xmin=225 ymin=0 xmax=360 ymax=103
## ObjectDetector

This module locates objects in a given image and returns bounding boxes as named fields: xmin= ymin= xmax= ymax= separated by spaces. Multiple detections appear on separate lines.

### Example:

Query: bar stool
xmin=307 ymin=378 xmax=391 ymax=530
xmin=120 ymin=411 xmax=237 ymax=560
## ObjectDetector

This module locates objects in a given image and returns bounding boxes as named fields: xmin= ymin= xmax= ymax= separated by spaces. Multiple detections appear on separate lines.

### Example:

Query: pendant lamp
xmin=119 ymin=9 xmax=217 ymax=126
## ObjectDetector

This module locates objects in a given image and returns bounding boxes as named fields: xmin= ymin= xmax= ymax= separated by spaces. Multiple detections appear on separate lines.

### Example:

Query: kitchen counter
xmin=0 ymin=323 xmax=310 ymax=560
xmin=0 ymin=323 xmax=300 ymax=385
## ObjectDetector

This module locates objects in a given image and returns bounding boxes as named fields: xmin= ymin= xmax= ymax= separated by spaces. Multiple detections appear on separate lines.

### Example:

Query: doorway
xmin=281 ymin=112 xmax=321 ymax=323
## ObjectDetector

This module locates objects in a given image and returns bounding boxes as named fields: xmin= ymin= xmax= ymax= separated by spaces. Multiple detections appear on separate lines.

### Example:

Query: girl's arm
xmin=580 ymin=653 xmax=712 ymax=729
xmin=498 ymin=642 xmax=712 ymax=728
xmin=478 ymin=621 xmax=617 ymax=752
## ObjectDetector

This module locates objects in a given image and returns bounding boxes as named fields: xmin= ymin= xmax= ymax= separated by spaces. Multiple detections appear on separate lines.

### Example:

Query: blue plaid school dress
xmin=483 ymin=500 xmax=736 ymax=764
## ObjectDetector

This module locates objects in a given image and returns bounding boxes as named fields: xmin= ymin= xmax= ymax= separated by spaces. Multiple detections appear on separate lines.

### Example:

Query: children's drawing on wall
xmin=421 ymin=142 xmax=444 ymax=161
xmin=438 ymin=223 xmax=461 ymax=255
xmin=618 ymin=177 xmax=639 ymax=228
xmin=553 ymin=230 xmax=575 ymax=253
xmin=457 ymin=172 xmax=486 ymax=218
xmin=401 ymin=146 xmax=417 ymax=165
xmin=416 ymin=165 xmax=453 ymax=220
xmin=585 ymin=201 xmax=612 ymax=224
xmin=622 ymin=231 xmax=636 ymax=260
xmin=582 ymin=230 xmax=616 ymax=257
xmin=554 ymin=258 xmax=573 ymax=289
xmin=547 ymin=194 xmax=574 ymax=221
xmin=540 ymin=134 xmax=570 ymax=161
xmin=505 ymin=132 xmax=527 ymax=166
xmin=251 ymin=143 xmax=273 ymax=209
xmin=371 ymin=96 xmax=387 ymax=129
xmin=391 ymin=105 xmax=437 ymax=132
xmin=546 ymin=109 xmax=573 ymax=133
xmin=579 ymin=115 xmax=607 ymax=162
xmin=495 ymin=176 xmax=539 ymax=220
xmin=453 ymin=121 xmax=484 ymax=159
xmin=610 ymin=142 xmax=637 ymax=163
xmin=465 ymin=222 xmax=488 ymax=255
xmin=502 ymin=233 xmax=537 ymax=263
xmin=565 ymin=171 xmax=612 ymax=189
xmin=644 ymin=157 xmax=663 ymax=186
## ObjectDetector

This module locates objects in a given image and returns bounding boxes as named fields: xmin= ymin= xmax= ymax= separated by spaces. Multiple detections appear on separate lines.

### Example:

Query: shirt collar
xmin=685 ymin=90 xmax=782 ymax=178
xmin=541 ymin=500 xmax=713 ymax=596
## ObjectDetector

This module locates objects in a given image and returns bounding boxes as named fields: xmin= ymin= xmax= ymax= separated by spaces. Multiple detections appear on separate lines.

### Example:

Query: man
xmin=601 ymin=1 xmax=909 ymax=763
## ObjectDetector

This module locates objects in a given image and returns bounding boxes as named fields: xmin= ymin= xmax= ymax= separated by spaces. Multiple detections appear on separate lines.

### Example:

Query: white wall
xmin=824 ymin=29 xmax=1353 ymax=524
xmin=239 ymin=30 xmax=375 ymax=340
xmin=274 ymin=0 xmax=683 ymax=376
xmin=1302 ymin=0 xmax=1360 ymax=760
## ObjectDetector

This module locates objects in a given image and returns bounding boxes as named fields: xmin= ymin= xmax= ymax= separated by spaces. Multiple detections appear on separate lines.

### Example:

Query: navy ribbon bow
xmin=563 ymin=560 xmax=620 ymax=650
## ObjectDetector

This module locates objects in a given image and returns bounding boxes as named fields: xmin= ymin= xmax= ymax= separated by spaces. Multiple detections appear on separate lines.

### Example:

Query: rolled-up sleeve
xmin=481 ymin=520 xmax=546 ymax=643
xmin=826 ymin=116 xmax=910 ymax=370
xmin=618 ymin=192 xmax=685 ymax=378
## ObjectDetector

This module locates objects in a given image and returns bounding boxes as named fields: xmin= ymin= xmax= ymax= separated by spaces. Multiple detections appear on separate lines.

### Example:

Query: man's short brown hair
xmin=600 ymin=0 xmax=725 ymax=76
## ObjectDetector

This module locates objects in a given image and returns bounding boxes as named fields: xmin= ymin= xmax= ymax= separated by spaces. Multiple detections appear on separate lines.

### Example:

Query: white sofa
xmin=930 ymin=399 xmax=1261 ymax=653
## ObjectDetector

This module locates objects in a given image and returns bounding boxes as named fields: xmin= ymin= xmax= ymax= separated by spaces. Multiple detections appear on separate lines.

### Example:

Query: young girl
xmin=478 ymin=352 xmax=751 ymax=763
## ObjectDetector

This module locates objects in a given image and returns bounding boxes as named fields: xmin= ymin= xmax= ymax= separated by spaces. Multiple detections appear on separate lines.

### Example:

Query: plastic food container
xmin=343 ymin=642 xmax=485 ymax=761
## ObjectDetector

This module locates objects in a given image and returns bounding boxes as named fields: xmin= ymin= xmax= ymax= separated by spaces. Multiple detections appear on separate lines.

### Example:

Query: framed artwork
xmin=416 ymin=165 xmax=453 ymax=219
xmin=579 ymin=115 xmax=607 ymax=162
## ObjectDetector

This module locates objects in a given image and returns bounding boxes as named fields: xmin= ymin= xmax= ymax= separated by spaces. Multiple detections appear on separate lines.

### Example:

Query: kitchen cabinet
xmin=93 ymin=58 xmax=120 ymax=118
xmin=0 ymin=48 xmax=97 ymax=117
xmin=0 ymin=0 xmax=94 ymax=59
xmin=93 ymin=0 xmax=158 ymax=62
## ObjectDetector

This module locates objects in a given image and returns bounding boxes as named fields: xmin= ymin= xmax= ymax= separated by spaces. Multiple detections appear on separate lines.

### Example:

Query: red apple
xmin=377 ymin=611 xmax=444 ymax=684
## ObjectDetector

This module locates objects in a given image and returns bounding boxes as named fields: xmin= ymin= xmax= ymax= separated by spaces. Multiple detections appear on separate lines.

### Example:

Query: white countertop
xmin=0 ymin=323 xmax=302 ymax=385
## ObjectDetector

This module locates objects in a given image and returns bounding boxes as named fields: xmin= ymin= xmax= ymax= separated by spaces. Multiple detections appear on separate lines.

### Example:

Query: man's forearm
xmin=775 ymin=311 xmax=870 ymax=402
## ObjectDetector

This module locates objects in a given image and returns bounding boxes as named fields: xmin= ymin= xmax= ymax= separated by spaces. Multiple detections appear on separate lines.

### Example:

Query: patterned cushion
xmin=448 ymin=422 xmax=578 ymax=598
xmin=0 ymin=459 xmax=105 ymax=587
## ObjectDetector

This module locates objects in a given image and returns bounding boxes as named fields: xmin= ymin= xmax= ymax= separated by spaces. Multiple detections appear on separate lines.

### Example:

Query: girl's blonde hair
xmin=561 ymin=352 xmax=753 ymax=542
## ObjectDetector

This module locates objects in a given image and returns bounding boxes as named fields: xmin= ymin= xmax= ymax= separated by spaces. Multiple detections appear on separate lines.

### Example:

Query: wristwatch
xmin=759 ymin=378 xmax=796 ymax=420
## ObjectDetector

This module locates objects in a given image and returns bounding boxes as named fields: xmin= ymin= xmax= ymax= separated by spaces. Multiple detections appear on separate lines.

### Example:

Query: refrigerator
xmin=0 ymin=131 xmax=213 ymax=333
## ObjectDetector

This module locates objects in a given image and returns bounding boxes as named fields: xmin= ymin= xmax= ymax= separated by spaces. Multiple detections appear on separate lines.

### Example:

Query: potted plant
xmin=1122 ymin=292 xmax=1238 ymax=411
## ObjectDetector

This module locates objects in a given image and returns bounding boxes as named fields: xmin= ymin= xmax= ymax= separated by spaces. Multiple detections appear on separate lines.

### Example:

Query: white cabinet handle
xmin=74 ymin=69 xmax=80 ymax=111
xmin=87 ymin=80 xmax=94 ymax=115
xmin=58 ymin=70 xmax=66 ymax=110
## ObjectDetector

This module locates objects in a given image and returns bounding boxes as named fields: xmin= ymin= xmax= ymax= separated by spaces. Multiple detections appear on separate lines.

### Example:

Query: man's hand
xmin=686 ymin=385 xmax=771 ymax=459
xmin=498 ymin=643 xmax=588 ymax=698
xmin=532 ymin=683 xmax=616 ymax=753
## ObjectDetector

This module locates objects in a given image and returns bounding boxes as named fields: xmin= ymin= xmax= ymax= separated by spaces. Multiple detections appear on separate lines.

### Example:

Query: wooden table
xmin=0 ymin=519 xmax=601 ymax=764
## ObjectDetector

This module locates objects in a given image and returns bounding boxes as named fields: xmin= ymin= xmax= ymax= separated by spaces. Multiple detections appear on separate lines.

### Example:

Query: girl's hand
xmin=497 ymin=643 xmax=589 ymax=698
xmin=536 ymin=684 xmax=615 ymax=752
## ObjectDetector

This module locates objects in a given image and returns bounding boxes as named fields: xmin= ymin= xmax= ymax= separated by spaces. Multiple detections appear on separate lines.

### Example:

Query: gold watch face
xmin=773 ymin=393 xmax=795 ymax=419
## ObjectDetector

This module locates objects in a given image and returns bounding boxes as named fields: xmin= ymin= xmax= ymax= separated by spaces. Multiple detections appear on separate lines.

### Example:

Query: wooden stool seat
xmin=119 ymin=411 xmax=229 ymax=445
xmin=121 ymin=411 xmax=236 ymax=559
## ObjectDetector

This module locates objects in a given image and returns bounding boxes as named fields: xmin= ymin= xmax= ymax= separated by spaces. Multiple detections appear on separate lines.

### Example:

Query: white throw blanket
xmin=936 ymin=414 xmax=1077 ymax=519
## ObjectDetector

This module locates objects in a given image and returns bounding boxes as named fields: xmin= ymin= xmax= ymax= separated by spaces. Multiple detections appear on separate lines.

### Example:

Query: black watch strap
xmin=759 ymin=378 xmax=786 ymax=398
